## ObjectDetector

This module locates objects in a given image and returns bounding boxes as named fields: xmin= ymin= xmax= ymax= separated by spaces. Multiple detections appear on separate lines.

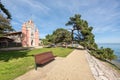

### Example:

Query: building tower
xmin=22 ymin=20 xmax=39 ymax=47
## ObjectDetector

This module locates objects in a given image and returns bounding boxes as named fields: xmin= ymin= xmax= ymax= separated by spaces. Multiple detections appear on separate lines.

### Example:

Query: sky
xmin=2 ymin=0 xmax=120 ymax=43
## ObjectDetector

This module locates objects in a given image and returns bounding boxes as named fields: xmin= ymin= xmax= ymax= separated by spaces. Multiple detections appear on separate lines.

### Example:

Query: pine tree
xmin=66 ymin=14 xmax=97 ymax=50
xmin=0 ymin=1 xmax=13 ymax=36
xmin=66 ymin=14 xmax=116 ymax=60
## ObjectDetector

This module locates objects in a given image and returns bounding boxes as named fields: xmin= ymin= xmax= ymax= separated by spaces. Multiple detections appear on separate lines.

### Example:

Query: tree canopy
xmin=66 ymin=14 xmax=97 ymax=50
xmin=52 ymin=28 xmax=72 ymax=44
xmin=0 ymin=1 xmax=13 ymax=36
xmin=0 ymin=1 xmax=11 ymax=19
xmin=66 ymin=14 xmax=116 ymax=61
xmin=43 ymin=28 xmax=72 ymax=46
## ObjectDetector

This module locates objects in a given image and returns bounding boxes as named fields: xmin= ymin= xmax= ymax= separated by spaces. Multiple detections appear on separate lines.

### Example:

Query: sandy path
xmin=15 ymin=49 xmax=95 ymax=80
xmin=43 ymin=49 xmax=95 ymax=80
xmin=14 ymin=57 xmax=64 ymax=80
xmin=15 ymin=48 xmax=120 ymax=80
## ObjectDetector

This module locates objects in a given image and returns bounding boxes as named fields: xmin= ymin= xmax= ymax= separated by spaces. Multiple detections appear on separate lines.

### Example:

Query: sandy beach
xmin=15 ymin=49 xmax=120 ymax=80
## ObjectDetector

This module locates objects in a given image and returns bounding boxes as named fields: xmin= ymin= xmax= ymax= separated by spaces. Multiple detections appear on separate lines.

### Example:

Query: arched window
xmin=31 ymin=40 xmax=33 ymax=46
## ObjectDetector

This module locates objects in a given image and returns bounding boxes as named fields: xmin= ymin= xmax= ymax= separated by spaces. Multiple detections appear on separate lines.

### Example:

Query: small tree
xmin=44 ymin=28 xmax=72 ymax=48
xmin=53 ymin=28 xmax=72 ymax=44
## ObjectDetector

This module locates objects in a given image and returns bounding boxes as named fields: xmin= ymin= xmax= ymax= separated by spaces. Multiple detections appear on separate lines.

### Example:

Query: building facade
xmin=0 ymin=20 xmax=39 ymax=48
xmin=22 ymin=20 xmax=39 ymax=47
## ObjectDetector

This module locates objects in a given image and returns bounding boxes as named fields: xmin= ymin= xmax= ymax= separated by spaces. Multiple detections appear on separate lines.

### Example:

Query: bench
xmin=34 ymin=51 xmax=55 ymax=70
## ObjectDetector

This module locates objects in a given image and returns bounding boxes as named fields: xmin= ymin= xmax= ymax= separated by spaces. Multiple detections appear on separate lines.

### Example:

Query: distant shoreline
xmin=97 ymin=43 xmax=120 ymax=69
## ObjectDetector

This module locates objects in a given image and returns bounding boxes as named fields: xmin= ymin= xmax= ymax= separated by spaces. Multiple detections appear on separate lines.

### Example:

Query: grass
xmin=0 ymin=47 xmax=74 ymax=80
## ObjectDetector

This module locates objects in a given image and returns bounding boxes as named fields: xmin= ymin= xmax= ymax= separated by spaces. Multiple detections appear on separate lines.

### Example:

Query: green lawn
xmin=0 ymin=47 xmax=74 ymax=80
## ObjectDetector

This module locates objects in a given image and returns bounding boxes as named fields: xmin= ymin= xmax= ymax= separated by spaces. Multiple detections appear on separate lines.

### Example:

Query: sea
xmin=98 ymin=43 xmax=120 ymax=68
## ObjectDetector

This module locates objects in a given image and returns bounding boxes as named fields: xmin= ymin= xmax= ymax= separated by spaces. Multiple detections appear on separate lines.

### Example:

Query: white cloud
xmin=3 ymin=0 xmax=51 ymax=30
xmin=20 ymin=0 xmax=50 ymax=14
xmin=93 ymin=25 xmax=120 ymax=33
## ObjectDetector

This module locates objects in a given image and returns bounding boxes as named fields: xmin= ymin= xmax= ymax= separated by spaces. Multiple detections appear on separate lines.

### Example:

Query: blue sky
xmin=2 ymin=0 xmax=120 ymax=43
